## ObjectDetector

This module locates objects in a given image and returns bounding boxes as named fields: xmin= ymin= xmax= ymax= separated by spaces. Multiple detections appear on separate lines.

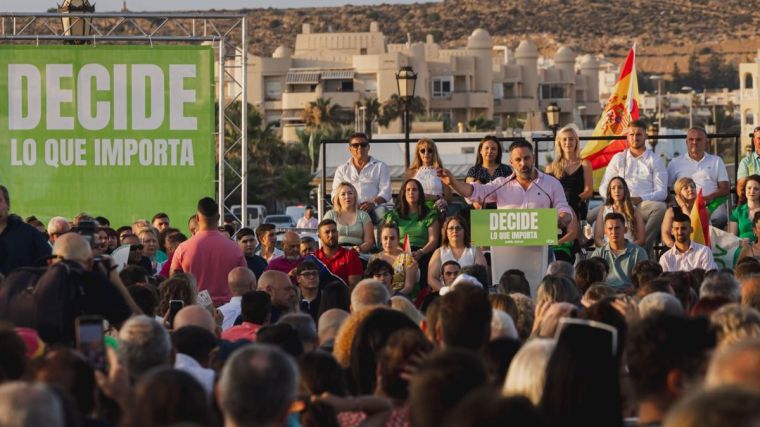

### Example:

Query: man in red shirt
xmin=313 ymin=219 xmax=363 ymax=288
xmin=170 ymin=197 xmax=247 ymax=306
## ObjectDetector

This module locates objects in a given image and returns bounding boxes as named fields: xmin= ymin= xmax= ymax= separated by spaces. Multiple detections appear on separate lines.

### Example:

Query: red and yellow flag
xmin=690 ymin=189 xmax=711 ymax=247
xmin=581 ymin=45 xmax=640 ymax=187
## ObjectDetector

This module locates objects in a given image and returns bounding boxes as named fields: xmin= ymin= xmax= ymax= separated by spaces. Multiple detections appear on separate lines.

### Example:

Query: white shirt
xmin=599 ymin=149 xmax=667 ymax=202
xmin=414 ymin=166 xmax=443 ymax=197
xmin=659 ymin=241 xmax=718 ymax=272
xmin=255 ymin=247 xmax=283 ymax=262
xmin=297 ymin=216 xmax=318 ymax=229
xmin=667 ymin=152 xmax=729 ymax=195
xmin=175 ymin=353 xmax=215 ymax=396
xmin=332 ymin=156 xmax=392 ymax=204
xmin=219 ymin=296 xmax=242 ymax=330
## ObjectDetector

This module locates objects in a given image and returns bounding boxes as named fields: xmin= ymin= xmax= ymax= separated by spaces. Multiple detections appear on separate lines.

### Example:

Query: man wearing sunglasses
xmin=332 ymin=132 xmax=391 ymax=224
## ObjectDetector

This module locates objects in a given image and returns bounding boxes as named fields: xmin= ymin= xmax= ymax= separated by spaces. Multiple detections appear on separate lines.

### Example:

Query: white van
xmin=230 ymin=204 xmax=267 ymax=229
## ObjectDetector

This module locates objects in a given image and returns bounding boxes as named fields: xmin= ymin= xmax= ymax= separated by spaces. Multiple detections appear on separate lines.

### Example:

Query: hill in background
xmin=237 ymin=0 xmax=760 ymax=82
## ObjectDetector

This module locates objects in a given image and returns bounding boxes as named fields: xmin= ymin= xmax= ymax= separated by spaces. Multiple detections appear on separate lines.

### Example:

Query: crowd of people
xmin=3 ymin=123 xmax=760 ymax=426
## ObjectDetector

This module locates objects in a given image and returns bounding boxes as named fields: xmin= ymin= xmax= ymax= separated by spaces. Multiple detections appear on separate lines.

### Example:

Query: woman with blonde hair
xmin=503 ymin=338 xmax=556 ymax=405
xmin=594 ymin=176 xmax=646 ymax=247
xmin=661 ymin=177 xmax=698 ymax=248
xmin=324 ymin=181 xmax=375 ymax=253
xmin=406 ymin=138 xmax=451 ymax=213
xmin=545 ymin=125 xmax=593 ymax=222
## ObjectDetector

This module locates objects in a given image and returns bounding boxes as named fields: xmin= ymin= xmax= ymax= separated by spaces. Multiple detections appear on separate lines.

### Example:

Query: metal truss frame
xmin=0 ymin=12 xmax=248 ymax=226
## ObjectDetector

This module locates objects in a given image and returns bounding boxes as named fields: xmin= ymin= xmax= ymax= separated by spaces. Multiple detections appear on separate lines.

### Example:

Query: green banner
xmin=0 ymin=45 xmax=214 ymax=230
xmin=471 ymin=209 xmax=558 ymax=246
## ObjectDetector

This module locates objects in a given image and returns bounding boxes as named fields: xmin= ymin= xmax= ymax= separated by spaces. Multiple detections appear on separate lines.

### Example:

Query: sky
xmin=1 ymin=0 xmax=437 ymax=12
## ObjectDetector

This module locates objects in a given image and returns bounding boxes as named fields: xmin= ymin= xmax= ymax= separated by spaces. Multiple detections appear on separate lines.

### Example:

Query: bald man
xmin=259 ymin=270 xmax=299 ymax=323
xmin=317 ymin=308 xmax=349 ymax=353
xmin=173 ymin=305 xmax=217 ymax=335
xmin=33 ymin=233 xmax=138 ymax=344
xmin=265 ymin=231 xmax=304 ymax=276
xmin=219 ymin=267 xmax=257 ymax=330
xmin=350 ymin=278 xmax=390 ymax=312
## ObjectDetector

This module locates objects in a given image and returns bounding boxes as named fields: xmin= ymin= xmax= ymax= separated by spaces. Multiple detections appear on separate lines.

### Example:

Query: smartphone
xmin=168 ymin=299 xmax=184 ymax=329
xmin=76 ymin=315 xmax=107 ymax=371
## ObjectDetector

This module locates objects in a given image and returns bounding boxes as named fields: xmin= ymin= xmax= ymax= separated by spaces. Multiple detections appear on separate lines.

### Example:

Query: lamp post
xmin=58 ymin=0 xmax=95 ymax=44
xmin=650 ymin=75 xmax=663 ymax=129
xmin=545 ymin=102 xmax=561 ymax=138
xmin=396 ymin=65 xmax=417 ymax=170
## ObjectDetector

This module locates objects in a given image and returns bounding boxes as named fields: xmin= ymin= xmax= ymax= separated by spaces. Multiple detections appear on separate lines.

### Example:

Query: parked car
xmin=230 ymin=204 xmax=267 ymax=229
xmin=264 ymin=214 xmax=296 ymax=229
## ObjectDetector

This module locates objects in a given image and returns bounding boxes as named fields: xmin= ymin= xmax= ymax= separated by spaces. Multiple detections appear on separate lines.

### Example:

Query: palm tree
xmin=467 ymin=115 xmax=496 ymax=132
xmin=377 ymin=94 xmax=427 ymax=128
xmin=301 ymin=97 xmax=341 ymax=134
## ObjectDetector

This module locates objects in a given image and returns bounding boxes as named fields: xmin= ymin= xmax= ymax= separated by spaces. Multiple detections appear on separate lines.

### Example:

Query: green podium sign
xmin=471 ymin=209 xmax=558 ymax=246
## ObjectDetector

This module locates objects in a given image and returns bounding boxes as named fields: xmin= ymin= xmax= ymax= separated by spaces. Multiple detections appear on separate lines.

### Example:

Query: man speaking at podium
xmin=438 ymin=140 xmax=574 ymax=228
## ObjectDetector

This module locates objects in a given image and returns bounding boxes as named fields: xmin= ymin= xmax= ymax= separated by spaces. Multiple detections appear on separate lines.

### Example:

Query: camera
xmin=73 ymin=220 xmax=98 ymax=248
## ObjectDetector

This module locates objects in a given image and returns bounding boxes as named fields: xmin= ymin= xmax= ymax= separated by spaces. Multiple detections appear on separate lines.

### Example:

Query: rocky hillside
xmin=236 ymin=0 xmax=760 ymax=77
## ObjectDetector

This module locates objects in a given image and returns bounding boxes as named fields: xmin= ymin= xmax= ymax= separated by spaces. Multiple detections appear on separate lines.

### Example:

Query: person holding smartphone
xmin=34 ymin=233 xmax=141 ymax=345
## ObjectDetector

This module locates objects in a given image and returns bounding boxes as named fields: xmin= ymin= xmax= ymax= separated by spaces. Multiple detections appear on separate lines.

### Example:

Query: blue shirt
xmin=591 ymin=240 xmax=649 ymax=290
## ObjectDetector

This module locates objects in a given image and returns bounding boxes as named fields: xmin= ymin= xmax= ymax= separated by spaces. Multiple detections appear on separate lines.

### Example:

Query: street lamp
xmin=545 ymin=102 xmax=561 ymax=138
xmin=58 ymin=0 xmax=95 ymax=44
xmin=650 ymin=75 xmax=663 ymax=129
xmin=396 ymin=65 xmax=417 ymax=170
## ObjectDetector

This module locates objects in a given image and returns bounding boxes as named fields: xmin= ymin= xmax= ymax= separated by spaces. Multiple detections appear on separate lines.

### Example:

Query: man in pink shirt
xmin=221 ymin=290 xmax=271 ymax=342
xmin=439 ymin=140 xmax=574 ymax=227
xmin=170 ymin=197 xmax=247 ymax=306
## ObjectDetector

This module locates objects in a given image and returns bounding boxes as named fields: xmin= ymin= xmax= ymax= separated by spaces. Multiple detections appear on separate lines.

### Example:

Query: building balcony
xmin=281 ymin=90 xmax=360 ymax=110
xmin=429 ymin=91 xmax=491 ymax=109
xmin=494 ymin=97 xmax=539 ymax=113
xmin=742 ymin=89 xmax=756 ymax=101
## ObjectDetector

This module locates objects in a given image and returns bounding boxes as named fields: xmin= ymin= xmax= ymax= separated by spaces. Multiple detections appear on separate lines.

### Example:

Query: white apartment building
xmin=740 ymin=50 xmax=760 ymax=148
xmin=245 ymin=22 xmax=602 ymax=142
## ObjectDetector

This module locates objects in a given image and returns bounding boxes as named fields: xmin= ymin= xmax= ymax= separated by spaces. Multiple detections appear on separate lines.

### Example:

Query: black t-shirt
xmin=35 ymin=261 xmax=133 ymax=345
xmin=0 ymin=215 xmax=51 ymax=276
xmin=245 ymin=255 xmax=267 ymax=279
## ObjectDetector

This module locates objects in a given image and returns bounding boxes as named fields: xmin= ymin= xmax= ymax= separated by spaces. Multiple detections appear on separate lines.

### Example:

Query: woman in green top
xmin=324 ymin=181 xmax=375 ymax=253
xmin=384 ymin=179 xmax=439 ymax=294
xmin=384 ymin=179 xmax=440 ymax=259
xmin=730 ymin=175 xmax=760 ymax=242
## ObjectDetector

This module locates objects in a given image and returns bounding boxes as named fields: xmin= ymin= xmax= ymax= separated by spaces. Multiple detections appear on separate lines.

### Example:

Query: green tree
xmin=218 ymin=102 xmax=313 ymax=210
xmin=377 ymin=95 xmax=427 ymax=128
xmin=467 ymin=115 xmax=496 ymax=131
xmin=301 ymin=97 xmax=341 ymax=134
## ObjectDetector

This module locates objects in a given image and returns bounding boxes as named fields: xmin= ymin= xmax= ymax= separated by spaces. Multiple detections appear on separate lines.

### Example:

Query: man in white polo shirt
xmin=667 ymin=127 xmax=730 ymax=228
xmin=659 ymin=211 xmax=717 ymax=272
xmin=599 ymin=120 xmax=668 ymax=251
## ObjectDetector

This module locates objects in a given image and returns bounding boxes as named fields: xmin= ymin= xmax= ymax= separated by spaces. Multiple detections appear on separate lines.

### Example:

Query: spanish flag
xmin=690 ymin=189 xmax=711 ymax=247
xmin=581 ymin=45 xmax=640 ymax=188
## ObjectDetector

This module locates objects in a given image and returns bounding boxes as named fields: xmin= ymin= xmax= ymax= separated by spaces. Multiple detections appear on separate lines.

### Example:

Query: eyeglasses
xmin=130 ymin=244 xmax=144 ymax=252
xmin=447 ymin=226 xmax=463 ymax=231
xmin=299 ymin=271 xmax=319 ymax=278
xmin=419 ymin=148 xmax=434 ymax=154
xmin=350 ymin=142 xmax=369 ymax=149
